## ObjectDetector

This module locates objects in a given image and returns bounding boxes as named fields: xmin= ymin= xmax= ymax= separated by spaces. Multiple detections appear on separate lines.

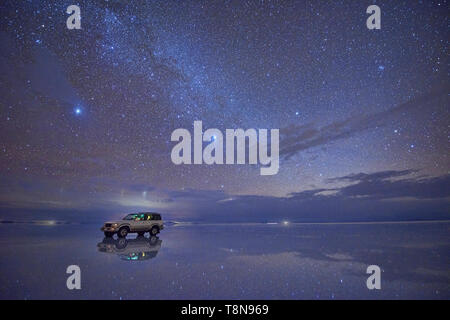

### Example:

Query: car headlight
xmin=112 ymin=223 xmax=118 ymax=227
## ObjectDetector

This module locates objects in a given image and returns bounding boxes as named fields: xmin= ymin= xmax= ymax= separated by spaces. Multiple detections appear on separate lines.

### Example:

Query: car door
xmin=134 ymin=213 xmax=147 ymax=231
xmin=126 ymin=214 xmax=138 ymax=231
xmin=144 ymin=213 xmax=154 ymax=231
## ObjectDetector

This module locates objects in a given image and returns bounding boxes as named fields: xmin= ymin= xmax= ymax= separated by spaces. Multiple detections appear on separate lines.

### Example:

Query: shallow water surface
xmin=0 ymin=222 xmax=448 ymax=299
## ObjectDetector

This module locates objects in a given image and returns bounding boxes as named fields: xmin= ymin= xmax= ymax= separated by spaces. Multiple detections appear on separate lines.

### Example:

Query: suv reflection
xmin=97 ymin=235 xmax=162 ymax=261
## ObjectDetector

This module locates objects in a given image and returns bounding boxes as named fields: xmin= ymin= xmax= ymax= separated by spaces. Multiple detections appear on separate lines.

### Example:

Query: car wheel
xmin=150 ymin=226 xmax=159 ymax=236
xmin=117 ymin=227 xmax=129 ymax=238
xmin=104 ymin=232 xmax=113 ymax=237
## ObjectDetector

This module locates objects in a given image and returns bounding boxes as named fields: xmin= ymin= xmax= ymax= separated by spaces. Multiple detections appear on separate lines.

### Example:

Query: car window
xmin=152 ymin=214 xmax=161 ymax=221
xmin=123 ymin=214 xmax=136 ymax=220
xmin=145 ymin=214 xmax=152 ymax=221
xmin=134 ymin=213 xmax=145 ymax=221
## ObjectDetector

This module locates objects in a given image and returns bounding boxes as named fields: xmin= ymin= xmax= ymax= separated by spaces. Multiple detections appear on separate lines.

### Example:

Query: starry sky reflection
xmin=0 ymin=222 xmax=448 ymax=299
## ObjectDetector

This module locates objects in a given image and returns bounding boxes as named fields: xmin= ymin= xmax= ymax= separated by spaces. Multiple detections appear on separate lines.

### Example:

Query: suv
xmin=101 ymin=212 xmax=164 ymax=238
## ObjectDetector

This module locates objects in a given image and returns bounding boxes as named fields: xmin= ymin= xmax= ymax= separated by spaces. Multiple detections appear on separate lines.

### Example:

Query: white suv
xmin=101 ymin=212 xmax=164 ymax=238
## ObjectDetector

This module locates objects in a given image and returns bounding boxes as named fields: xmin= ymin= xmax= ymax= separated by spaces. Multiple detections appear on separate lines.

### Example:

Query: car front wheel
xmin=117 ymin=227 xmax=129 ymax=238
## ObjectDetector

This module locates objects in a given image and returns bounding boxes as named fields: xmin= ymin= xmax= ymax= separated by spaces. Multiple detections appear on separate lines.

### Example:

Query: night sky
xmin=0 ymin=0 xmax=448 ymax=222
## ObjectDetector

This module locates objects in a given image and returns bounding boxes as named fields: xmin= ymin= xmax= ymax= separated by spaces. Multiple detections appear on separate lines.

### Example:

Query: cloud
xmin=289 ymin=169 xmax=450 ymax=201
xmin=279 ymin=86 xmax=448 ymax=159
xmin=1 ymin=170 xmax=448 ymax=223
xmin=332 ymin=171 xmax=450 ymax=200
xmin=201 ymin=170 xmax=450 ymax=222
xmin=287 ymin=188 xmax=331 ymax=200
xmin=326 ymin=169 xmax=417 ymax=183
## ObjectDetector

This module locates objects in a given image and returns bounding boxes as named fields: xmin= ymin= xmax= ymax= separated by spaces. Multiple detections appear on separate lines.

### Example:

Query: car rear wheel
xmin=150 ymin=226 xmax=159 ymax=236
xmin=117 ymin=227 xmax=129 ymax=238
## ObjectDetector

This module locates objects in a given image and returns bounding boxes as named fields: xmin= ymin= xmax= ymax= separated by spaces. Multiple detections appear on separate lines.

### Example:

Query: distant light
xmin=378 ymin=65 xmax=385 ymax=71
xmin=74 ymin=107 xmax=82 ymax=115
xmin=295 ymin=111 xmax=299 ymax=116
xmin=282 ymin=220 xmax=289 ymax=226
xmin=39 ymin=220 xmax=56 ymax=226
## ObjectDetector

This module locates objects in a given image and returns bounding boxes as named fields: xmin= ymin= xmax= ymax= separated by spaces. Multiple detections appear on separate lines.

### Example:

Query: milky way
xmin=0 ymin=1 xmax=448 ymax=221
